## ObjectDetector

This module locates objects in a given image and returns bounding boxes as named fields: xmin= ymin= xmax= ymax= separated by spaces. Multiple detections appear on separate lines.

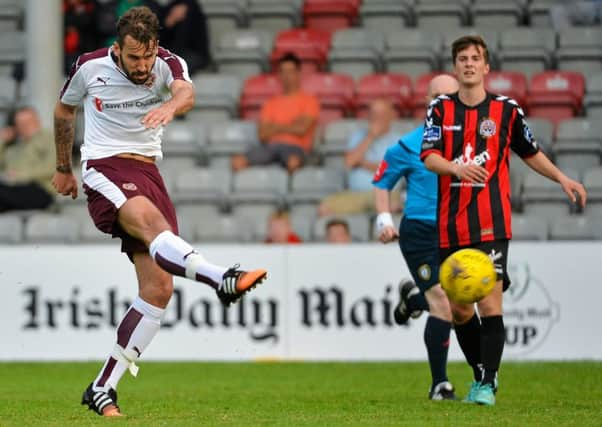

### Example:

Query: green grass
xmin=0 ymin=362 xmax=601 ymax=426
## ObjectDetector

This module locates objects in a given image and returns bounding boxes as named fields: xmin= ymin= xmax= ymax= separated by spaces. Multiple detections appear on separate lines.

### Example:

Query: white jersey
xmin=60 ymin=46 xmax=191 ymax=161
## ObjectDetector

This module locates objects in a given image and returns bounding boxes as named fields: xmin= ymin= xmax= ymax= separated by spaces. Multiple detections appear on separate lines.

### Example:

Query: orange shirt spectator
xmin=260 ymin=91 xmax=319 ymax=153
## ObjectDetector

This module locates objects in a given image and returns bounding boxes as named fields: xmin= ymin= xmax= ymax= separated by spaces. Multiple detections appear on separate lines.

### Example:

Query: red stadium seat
xmin=410 ymin=72 xmax=455 ymax=119
xmin=354 ymin=73 xmax=412 ymax=118
xmin=239 ymin=73 xmax=283 ymax=120
xmin=301 ymin=73 xmax=355 ymax=125
xmin=270 ymin=29 xmax=331 ymax=74
xmin=302 ymin=0 xmax=360 ymax=33
xmin=526 ymin=71 xmax=585 ymax=127
xmin=485 ymin=71 xmax=528 ymax=107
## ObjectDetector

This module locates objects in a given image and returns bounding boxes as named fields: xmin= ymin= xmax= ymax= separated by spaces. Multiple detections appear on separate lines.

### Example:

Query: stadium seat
xmin=556 ymin=27 xmax=602 ymax=74
xmin=214 ymin=29 xmax=275 ymax=81
xmin=287 ymin=167 xmax=346 ymax=204
xmin=194 ymin=212 xmax=255 ymax=243
xmin=59 ymin=204 xmax=91 ymax=221
xmin=511 ymin=214 xmax=548 ymax=241
xmin=163 ymin=121 xmax=208 ymax=168
xmin=549 ymin=216 xmax=596 ymax=241
xmin=0 ymin=31 xmax=24 ymax=76
xmin=78 ymin=216 xmax=114 ymax=244
xmin=414 ymin=1 xmax=469 ymax=30
xmin=0 ymin=0 xmax=22 ymax=32
xmin=289 ymin=209 xmax=313 ymax=241
xmin=354 ymin=73 xmax=412 ymax=118
xmin=0 ymin=75 xmax=16 ymax=111
xmin=172 ymin=167 xmax=231 ymax=207
xmin=231 ymin=204 xmax=285 ymax=242
xmin=301 ymin=73 xmax=355 ymax=125
xmin=553 ymin=118 xmax=601 ymax=173
xmin=327 ymin=29 xmax=385 ymax=81
xmin=201 ymin=0 xmax=246 ymax=53
xmin=471 ymin=0 xmax=525 ymax=28
xmin=302 ymin=0 xmax=360 ymax=33
xmin=583 ymin=167 xmax=602 ymax=220
xmin=190 ymin=74 xmax=242 ymax=121
xmin=383 ymin=29 xmax=441 ymax=79
xmin=524 ymin=117 xmax=554 ymax=155
xmin=498 ymin=28 xmax=556 ymax=78
xmin=485 ymin=71 xmax=528 ymax=107
xmin=440 ymin=28 xmax=500 ymax=72
xmin=207 ymin=120 xmax=259 ymax=163
xmin=521 ymin=168 xmax=580 ymax=219
xmin=313 ymin=214 xmax=372 ymax=242
xmin=584 ymin=72 xmax=602 ymax=119
xmin=239 ymin=73 xmax=282 ymax=120
xmin=230 ymin=166 xmax=289 ymax=205
xmin=24 ymin=213 xmax=79 ymax=244
xmin=176 ymin=203 xmax=225 ymax=241
xmin=410 ymin=72 xmax=455 ymax=119
xmin=319 ymin=118 xmax=368 ymax=159
xmin=359 ymin=0 xmax=412 ymax=31
xmin=509 ymin=151 xmax=528 ymax=210
xmin=391 ymin=119 xmax=421 ymax=137
xmin=247 ymin=0 xmax=302 ymax=33
xmin=528 ymin=0 xmax=566 ymax=27
xmin=526 ymin=71 xmax=585 ymax=127
xmin=270 ymin=29 xmax=332 ymax=74
xmin=0 ymin=214 xmax=22 ymax=243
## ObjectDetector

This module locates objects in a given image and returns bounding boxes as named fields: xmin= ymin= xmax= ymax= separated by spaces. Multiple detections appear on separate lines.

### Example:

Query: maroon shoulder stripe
xmin=60 ymin=47 xmax=109 ymax=99
xmin=157 ymin=47 xmax=185 ymax=81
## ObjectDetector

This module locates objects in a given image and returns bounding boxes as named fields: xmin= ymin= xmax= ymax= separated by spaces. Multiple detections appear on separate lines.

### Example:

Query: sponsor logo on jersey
xmin=479 ymin=117 xmax=497 ymax=138
xmin=94 ymin=97 xmax=103 ymax=112
xmin=452 ymin=142 xmax=491 ymax=167
xmin=443 ymin=124 xmax=462 ymax=132
xmin=423 ymin=125 xmax=441 ymax=141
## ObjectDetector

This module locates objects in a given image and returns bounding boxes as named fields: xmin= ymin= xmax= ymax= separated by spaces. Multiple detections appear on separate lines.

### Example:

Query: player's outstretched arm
xmin=522 ymin=151 xmax=587 ymax=208
xmin=374 ymin=187 xmax=399 ymax=243
xmin=52 ymin=101 xmax=78 ymax=199
xmin=423 ymin=153 xmax=488 ymax=183
xmin=142 ymin=80 xmax=194 ymax=128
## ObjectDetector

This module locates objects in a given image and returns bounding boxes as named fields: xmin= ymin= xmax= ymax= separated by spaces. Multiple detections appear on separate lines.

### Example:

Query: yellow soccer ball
xmin=439 ymin=248 xmax=497 ymax=304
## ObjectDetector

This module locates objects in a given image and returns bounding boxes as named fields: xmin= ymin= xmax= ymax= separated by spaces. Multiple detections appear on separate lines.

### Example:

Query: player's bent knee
xmin=476 ymin=281 xmax=503 ymax=316
xmin=425 ymin=285 xmax=452 ymax=320
xmin=451 ymin=302 xmax=474 ymax=324
xmin=142 ymin=279 xmax=173 ymax=307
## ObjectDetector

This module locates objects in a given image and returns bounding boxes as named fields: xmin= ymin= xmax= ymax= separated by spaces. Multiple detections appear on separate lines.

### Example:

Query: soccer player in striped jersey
xmin=373 ymin=74 xmax=460 ymax=401
xmin=420 ymin=35 xmax=587 ymax=405
xmin=52 ymin=7 xmax=267 ymax=416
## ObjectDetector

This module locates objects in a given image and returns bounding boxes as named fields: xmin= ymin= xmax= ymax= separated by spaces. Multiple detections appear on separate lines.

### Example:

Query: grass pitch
xmin=0 ymin=361 xmax=600 ymax=426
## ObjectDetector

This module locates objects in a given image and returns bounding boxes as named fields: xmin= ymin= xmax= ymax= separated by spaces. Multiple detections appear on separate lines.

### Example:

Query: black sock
xmin=480 ymin=315 xmax=505 ymax=386
xmin=424 ymin=316 xmax=452 ymax=389
xmin=407 ymin=292 xmax=429 ymax=312
xmin=454 ymin=313 xmax=482 ymax=381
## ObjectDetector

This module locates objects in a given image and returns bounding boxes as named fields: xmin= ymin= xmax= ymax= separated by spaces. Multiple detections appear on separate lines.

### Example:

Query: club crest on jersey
xmin=479 ymin=118 xmax=497 ymax=138
xmin=423 ymin=125 xmax=441 ymax=142
xmin=122 ymin=183 xmax=138 ymax=191
xmin=418 ymin=264 xmax=431 ymax=281
xmin=144 ymin=73 xmax=156 ymax=88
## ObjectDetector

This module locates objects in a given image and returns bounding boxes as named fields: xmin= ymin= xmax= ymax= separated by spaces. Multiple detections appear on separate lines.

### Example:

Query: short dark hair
xmin=326 ymin=218 xmax=350 ymax=233
xmin=278 ymin=52 xmax=301 ymax=70
xmin=451 ymin=35 xmax=490 ymax=65
xmin=116 ymin=6 xmax=160 ymax=49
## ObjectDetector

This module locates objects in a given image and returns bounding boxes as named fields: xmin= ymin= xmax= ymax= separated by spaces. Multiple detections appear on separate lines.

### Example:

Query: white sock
xmin=148 ymin=230 xmax=227 ymax=288
xmin=93 ymin=297 xmax=164 ymax=392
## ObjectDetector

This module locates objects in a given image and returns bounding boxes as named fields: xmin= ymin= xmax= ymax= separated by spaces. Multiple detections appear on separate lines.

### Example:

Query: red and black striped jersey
xmin=420 ymin=92 xmax=539 ymax=248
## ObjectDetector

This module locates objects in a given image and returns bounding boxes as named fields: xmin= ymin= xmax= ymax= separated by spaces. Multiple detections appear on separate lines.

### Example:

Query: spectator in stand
xmin=64 ymin=0 xmax=99 ymax=74
xmin=550 ymin=1 xmax=602 ymax=28
xmin=264 ymin=210 xmax=302 ymax=244
xmin=231 ymin=53 xmax=320 ymax=174
xmin=0 ymin=107 xmax=55 ymax=212
xmin=325 ymin=218 xmax=352 ymax=244
xmin=154 ymin=0 xmax=211 ymax=74
xmin=318 ymin=98 xmax=400 ymax=217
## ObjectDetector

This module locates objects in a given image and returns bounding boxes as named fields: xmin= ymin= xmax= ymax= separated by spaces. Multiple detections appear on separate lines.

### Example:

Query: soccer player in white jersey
xmin=52 ymin=7 xmax=267 ymax=417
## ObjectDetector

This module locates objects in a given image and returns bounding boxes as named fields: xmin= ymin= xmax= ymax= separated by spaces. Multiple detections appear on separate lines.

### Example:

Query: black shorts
xmin=439 ymin=239 xmax=511 ymax=291
xmin=246 ymin=142 xmax=306 ymax=168
xmin=398 ymin=218 xmax=440 ymax=293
